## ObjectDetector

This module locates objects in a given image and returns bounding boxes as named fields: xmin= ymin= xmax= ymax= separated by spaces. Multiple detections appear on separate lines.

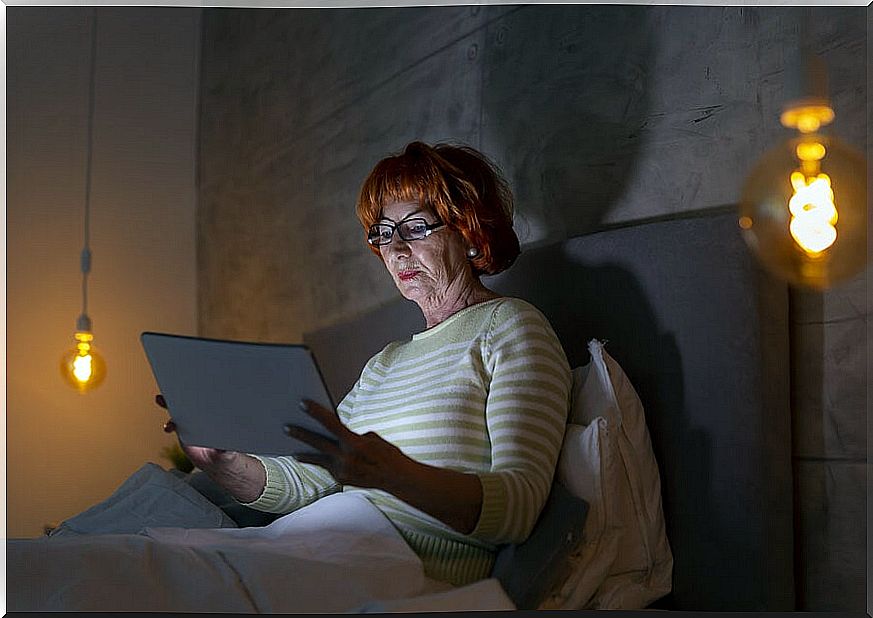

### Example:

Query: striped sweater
xmin=245 ymin=297 xmax=571 ymax=585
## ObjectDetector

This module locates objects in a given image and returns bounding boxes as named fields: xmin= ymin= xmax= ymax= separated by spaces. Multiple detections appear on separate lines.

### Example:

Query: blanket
xmin=8 ymin=472 xmax=490 ymax=612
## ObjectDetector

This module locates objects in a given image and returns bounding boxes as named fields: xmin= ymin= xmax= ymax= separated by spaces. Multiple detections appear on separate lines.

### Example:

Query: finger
xmin=163 ymin=419 xmax=176 ymax=433
xmin=298 ymin=399 xmax=348 ymax=437
xmin=155 ymin=394 xmax=168 ymax=409
xmin=291 ymin=452 xmax=335 ymax=470
xmin=284 ymin=424 xmax=340 ymax=455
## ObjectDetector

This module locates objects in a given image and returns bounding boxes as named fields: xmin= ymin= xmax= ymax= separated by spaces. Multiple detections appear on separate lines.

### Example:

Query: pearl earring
xmin=467 ymin=247 xmax=479 ymax=258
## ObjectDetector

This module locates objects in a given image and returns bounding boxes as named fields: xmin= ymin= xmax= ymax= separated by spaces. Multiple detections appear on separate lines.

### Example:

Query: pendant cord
xmin=80 ymin=8 xmax=97 ymax=323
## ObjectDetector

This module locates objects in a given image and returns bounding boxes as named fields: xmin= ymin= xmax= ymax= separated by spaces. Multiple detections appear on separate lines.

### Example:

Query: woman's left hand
xmin=286 ymin=400 xmax=406 ymax=489
xmin=289 ymin=399 xmax=483 ymax=534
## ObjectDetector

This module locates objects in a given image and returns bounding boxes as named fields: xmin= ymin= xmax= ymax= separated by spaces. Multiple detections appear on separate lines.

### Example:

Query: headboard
xmin=304 ymin=211 xmax=794 ymax=611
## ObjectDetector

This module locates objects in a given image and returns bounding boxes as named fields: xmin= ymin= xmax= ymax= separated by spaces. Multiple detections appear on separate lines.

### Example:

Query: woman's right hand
xmin=155 ymin=394 xmax=240 ymax=471
xmin=154 ymin=394 xmax=266 ymax=502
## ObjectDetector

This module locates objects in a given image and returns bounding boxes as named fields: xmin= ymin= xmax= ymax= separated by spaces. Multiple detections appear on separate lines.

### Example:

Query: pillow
xmin=598 ymin=342 xmax=673 ymax=608
xmin=543 ymin=339 xmax=673 ymax=609
xmin=49 ymin=463 xmax=237 ymax=537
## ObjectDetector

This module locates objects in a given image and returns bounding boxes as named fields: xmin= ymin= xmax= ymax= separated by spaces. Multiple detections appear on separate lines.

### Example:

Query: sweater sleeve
xmin=470 ymin=300 xmax=571 ymax=544
xmin=239 ymin=386 xmax=358 ymax=513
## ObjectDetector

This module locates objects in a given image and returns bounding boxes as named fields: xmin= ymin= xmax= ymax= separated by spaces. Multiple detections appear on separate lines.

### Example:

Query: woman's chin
xmin=395 ymin=280 xmax=429 ymax=302
xmin=398 ymin=286 xmax=422 ymax=301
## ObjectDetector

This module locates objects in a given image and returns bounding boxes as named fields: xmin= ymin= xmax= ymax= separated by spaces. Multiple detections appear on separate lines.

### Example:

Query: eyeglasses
xmin=367 ymin=218 xmax=445 ymax=246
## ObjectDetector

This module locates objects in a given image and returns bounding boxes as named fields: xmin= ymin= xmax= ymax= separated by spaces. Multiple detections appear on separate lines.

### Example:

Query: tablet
xmin=141 ymin=332 xmax=337 ymax=456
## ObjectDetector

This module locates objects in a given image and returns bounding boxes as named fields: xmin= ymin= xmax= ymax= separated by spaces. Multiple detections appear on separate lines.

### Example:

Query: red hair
xmin=356 ymin=141 xmax=520 ymax=276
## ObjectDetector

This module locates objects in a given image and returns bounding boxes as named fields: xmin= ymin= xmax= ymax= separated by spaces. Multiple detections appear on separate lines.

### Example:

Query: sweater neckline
xmin=412 ymin=298 xmax=504 ymax=341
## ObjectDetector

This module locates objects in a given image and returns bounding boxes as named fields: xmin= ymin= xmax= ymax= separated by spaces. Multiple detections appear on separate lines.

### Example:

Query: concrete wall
xmin=197 ymin=6 xmax=866 ymax=610
xmin=7 ymin=7 xmax=201 ymax=538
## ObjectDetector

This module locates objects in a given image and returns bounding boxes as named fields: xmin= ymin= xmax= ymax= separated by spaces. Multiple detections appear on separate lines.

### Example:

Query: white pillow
xmin=546 ymin=339 xmax=673 ymax=609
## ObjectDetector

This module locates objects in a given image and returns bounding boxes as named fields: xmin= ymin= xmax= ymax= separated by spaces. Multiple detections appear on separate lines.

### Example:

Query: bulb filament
xmin=73 ymin=332 xmax=95 ymax=384
xmin=788 ymin=141 xmax=838 ymax=256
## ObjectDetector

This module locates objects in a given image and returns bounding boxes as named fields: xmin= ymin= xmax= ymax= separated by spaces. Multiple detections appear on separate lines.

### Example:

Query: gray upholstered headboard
xmin=304 ymin=211 xmax=794 ymax=611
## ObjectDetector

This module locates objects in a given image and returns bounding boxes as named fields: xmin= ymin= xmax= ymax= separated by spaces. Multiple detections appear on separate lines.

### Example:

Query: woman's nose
xmin=383 ymin=236 xmax=412 ymax=259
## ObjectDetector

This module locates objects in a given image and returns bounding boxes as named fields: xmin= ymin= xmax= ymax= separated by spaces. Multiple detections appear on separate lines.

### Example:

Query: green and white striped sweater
xmin=246 ymin=297 xmax=571 ymax=585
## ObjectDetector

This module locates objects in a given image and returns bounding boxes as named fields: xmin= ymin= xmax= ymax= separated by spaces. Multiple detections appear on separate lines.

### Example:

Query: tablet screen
xmin=142 ymin=332 xmax=336 ymax=456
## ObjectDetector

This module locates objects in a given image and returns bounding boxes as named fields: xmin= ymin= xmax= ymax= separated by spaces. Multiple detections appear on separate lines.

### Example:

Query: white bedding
xmin=7 ymin=492 xmax=514 ymax=612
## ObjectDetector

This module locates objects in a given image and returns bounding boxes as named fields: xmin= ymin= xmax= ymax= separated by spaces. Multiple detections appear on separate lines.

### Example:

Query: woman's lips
xmin=397 ymin=270 xmax=419 ymax=282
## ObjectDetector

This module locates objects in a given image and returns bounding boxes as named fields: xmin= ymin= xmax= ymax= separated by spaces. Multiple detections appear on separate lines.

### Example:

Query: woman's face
xmin=377 ymin=200 xmax=472 ymax=306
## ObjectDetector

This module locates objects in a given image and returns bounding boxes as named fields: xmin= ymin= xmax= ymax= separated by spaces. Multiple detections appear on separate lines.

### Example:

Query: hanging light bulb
xmin=738 ymin=35 xmax=867 ymax=290
xmin=60 ymin=315 xmax=107 ymax=393
xmin=61 ymin=8 xmax=107 ymax=393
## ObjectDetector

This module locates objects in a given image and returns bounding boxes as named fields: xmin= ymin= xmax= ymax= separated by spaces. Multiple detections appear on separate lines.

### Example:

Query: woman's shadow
xmin=487 ymin=245 xmax=709 ymax=610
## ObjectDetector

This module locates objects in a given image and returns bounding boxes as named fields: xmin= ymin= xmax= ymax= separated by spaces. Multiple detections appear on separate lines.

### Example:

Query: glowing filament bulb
xmin=73 ymin=340 xmax=94 ymax=383
xmin=739 ymin=108 xmax=866 ymax=289
xmin=787 ymin=171 xmax=838 ymax=255
xmin=61 ymin=331 xmax=107 ymax=393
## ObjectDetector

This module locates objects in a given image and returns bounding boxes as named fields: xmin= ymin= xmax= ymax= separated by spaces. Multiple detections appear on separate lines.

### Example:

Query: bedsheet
xmin=8 ymin=492 xmax=509 ymax=612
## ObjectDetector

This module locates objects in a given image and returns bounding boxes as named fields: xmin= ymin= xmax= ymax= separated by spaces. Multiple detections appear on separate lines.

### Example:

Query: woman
xmin=162 ymin=141 xmax=571 ymax=586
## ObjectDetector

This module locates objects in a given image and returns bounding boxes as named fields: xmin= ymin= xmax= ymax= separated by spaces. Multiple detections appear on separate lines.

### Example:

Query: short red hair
xmin=356 ymin=141 xmax=520 ymax=276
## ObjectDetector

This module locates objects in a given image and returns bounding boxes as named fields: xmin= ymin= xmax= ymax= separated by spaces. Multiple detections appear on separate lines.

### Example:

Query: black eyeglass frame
xmin=366 ymin=218 xmax=445 ymax=246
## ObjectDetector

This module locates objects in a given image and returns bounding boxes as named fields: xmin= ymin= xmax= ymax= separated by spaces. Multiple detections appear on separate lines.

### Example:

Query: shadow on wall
xmin=488 ymin=254 xmax=712 ymax=610
xmin=480 ymin=5 xmax=656 ymax=245
xmin=484 ymin=208 xmax=796 ymax=610
xmin=305 ymin=211 xmax=794 ymax=610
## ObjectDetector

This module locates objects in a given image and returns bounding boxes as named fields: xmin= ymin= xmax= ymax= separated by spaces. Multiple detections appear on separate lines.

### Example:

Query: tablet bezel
xmin=141 ymin=331 xmax=338 ymax=457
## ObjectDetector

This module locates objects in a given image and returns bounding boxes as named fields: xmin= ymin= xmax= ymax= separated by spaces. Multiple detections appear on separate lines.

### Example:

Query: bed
xmin=7 ymin=210 xmax=794 ymax=612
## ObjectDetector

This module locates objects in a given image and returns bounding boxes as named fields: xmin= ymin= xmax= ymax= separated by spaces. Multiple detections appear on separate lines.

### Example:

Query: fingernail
xmin=298 ymin=400 xmax=309 ymax=411
xmin=283 ymin=424 xmax=296 ymax=435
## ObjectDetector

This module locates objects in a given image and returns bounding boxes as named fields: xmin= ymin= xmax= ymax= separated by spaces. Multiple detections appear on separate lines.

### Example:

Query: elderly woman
xmin=165 ymin=141 xmax=572 ymax=586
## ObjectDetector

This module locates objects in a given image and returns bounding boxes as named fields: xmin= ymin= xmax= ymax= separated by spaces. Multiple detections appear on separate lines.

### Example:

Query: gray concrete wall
xmin=197 ymin=6 xmax=866 ymax=610
xmin=7 ymin=7 xmax=201 ymax=537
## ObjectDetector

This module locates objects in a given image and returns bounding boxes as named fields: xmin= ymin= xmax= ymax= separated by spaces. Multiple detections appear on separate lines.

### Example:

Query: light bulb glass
xmin=60 ymin=331 xmax=107 ymax=393
xmin=739 ymin=133 xmax=867 ymax=289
